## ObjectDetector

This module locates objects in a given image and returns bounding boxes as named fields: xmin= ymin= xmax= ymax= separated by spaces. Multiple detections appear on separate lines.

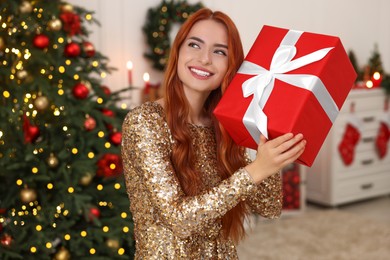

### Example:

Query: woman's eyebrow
xmin=188 ymin=36 xmax=228 ymax=49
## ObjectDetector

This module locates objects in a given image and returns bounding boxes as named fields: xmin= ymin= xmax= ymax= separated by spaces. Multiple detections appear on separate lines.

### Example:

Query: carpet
xmin=237 ymin=210 xmax=390 ymax=260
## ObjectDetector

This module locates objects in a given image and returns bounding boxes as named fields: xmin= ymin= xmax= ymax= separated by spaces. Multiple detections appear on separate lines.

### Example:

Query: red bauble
xmin=110 ymin=132 xmax=122 ymax=145
xmin=72 ymin=83 xmax=89 ymax=99
xmin=84 ymin=116 xmax=96 ymax=131
xmin=82 ymin=41 xmax=95 ymax=57
xmin=23 ymin=115 xmax=40 ymax=143
xmin=101 ymin=85 xmax=111 ymax=96
xmin=96 ymin=153 xmax=123 ymax=177
xmin=33 ymin=34 xmax=50 ymax=49
xmin=89 ymin=207 xmax=100 ymax=221
xmin=0 ymin=234 xmax=12 ymax=247
xmin=64 ymin=42 xmax=81 ymax=57
xmin=101 ymin=108 xmax=114 ymax=117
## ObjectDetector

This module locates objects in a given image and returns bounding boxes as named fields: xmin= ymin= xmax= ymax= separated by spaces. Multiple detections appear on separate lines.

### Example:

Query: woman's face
xmin=177 ymin=19 xmax=229 ymax=98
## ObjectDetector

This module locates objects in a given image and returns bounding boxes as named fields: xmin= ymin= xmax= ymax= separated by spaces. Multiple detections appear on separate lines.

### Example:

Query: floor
xmin=306 ymin=194 xmax=390 ymax=225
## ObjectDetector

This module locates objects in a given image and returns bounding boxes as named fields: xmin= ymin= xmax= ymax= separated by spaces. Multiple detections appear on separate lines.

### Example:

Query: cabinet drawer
xmin=340 ymin=89 xmax=386 ymax=114
xmin=334 ymin=171 xmax=390 ymax=200
xmin=333 ymin=149 xmax=390 ymax=180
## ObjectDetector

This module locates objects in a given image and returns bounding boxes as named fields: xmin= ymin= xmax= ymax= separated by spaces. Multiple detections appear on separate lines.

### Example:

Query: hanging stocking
xmin=338 ymin=103 xmax=362 ymax=166
xmin=375 ymin=98 xmax=390 ymax=159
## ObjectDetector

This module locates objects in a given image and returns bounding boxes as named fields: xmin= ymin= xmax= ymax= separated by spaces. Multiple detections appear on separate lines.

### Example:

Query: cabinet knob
xmin=361 ymin=159 xmax=374 ymax=165
xmin=361 ymin=183 xmax=373 ymax=190
xmin=362 ymin=116 xmax=375 ymax=123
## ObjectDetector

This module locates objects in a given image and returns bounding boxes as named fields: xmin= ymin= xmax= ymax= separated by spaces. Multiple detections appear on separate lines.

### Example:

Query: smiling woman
xmin=121 ymin=7 xmax=306 ymax=259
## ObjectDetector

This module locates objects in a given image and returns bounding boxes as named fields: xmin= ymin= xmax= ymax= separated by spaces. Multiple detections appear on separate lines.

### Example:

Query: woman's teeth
xmin=190 ymin=68 xmax=211 ymax=77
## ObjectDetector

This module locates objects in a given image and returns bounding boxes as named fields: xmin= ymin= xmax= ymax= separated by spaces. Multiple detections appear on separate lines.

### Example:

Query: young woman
xmin=121 ymin=8 xmax=306 ymax=259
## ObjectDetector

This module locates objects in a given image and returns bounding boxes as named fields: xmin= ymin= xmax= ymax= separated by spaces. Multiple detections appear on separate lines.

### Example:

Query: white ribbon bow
xmin=239 ymin=29 xmax=338 ymax=142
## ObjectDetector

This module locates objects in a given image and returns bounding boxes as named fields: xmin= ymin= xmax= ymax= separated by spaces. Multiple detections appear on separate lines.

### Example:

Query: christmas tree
xmin=368 ymin=43 xmax=384 ymax=76
xmin=0 ymin=1 xmax=134 ymax=259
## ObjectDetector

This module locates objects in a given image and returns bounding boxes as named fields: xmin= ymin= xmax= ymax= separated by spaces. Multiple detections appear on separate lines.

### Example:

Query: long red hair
xmin=163 ymin=8 xmax=248 ymax=243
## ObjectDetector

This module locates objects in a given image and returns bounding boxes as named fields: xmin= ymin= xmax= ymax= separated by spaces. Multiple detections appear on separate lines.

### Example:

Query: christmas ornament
xmin=79 ymin=172 xmax=94 ymax=186
xmin=23 ymin=114 xmax=40 ymax=143
xmin=84 ymin=116 xmax=96 ymax=131
xmin=97 ymin=153 xmax=123 ymax=177
xmin=109 ymin=132 xmax=122 ymax=146
xmin=143 ymin=0 xmax=203 ymax=70
xmin=82 ymin=41 xmax=95 ymax=57
xmin=60 ymin=11 xmax=81 ymax=36
xmin=19 ymin=1 xmax=33 ymax=14
xmin=88 ymin=206 xmax=100 ymax=221
xmin=16 ymin=70 xmax=28 ymax=80
xmin=53 ymin=247 xmax=71 ymax=260
xmin=106 ymin=238 xmax=120 ymax=249
xmin=0 ymin=234 xmax=13 ymax=247
xmin=34 ymin=95 xmax=49 ymax=111
xmin=101 ymin=85 xmax=111 ymax=96
xmin=101 ymin=108 xmax=114 ymax=117
xmin=48 ymin=18 xmax=62 ymax=31
xmin=375 ymin=101 xmax=390 ymax=159
xmin=20 ymin=187 xmax=37 ymax=204
xmin=47 ymin=153 xmax=59 ymax=168
xmin=0 ymin=36 xmax=5 ymax=51
xmin=61 ymin=4 xmax=74 ymax=13
xmin=33 ymin=34 xmax=50 ymax=49
xmin=64 ymin=42 xmax=81 ymax=57
xmin=72 ymin=83 xmax=89 ymax=99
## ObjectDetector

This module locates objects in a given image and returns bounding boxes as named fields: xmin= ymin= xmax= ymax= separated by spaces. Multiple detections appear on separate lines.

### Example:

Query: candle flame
xmin=126 ymin=61 xmax=133 ymax=70
xmin=143 ymin=72 xmax=150 ymax=82
xmin=366 ymin=80 xmax=373 ymax=88
xmin=373 ymin=72 xmax=381 ymax=80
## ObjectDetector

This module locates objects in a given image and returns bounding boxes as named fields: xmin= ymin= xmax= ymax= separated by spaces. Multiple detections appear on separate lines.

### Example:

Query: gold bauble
xmin=16 ymin=70 xmax=28 ymax=80
xmin=48 ymin=19 xmax=62 ymax=31
xmin=19 ymin=1 xmax=33 ymax=13
xmin=54 ymin=247 xmax=71 ymax=260
xmin=47 ymin=153 xmax=59 ymax=168
xmin=0 ymin=37 xmax=5 ymax=51
xmin=61 ymin=4 xmax=74 ymax=12
xmin=20 ymin=188 xmax=37 ymax=204
xmin=106 ymin=238 xmax=120 ymax=249
xmin=79 ymin=172 xmax=94 ymax=186
xmin=34 ymin=96 xmax=49 ymax=111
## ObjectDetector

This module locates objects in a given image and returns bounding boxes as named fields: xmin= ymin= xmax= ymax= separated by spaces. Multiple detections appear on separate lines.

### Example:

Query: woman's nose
xmin=199 ymin=49 xmax=211 ymax=65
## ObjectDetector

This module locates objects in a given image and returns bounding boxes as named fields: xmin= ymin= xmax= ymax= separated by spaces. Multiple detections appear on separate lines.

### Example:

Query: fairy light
xmin=102 ymin=226 xmax=109 ymax=232
xmin=92 ymin=61 xmax=99 ymax=67
xmin=121 ymin=212 xmax=127 ymax=219
xmin=90 ymin=248 xmax=96 ymax=255
xmin=123 ymin=226 xmax=129 ymax=233
xmin=85 ymin=13 xmax=92 ymax=20
xmin=97 ymin=97 xmax=103 ymax=104
xmin=71 ymin=148 xmax=78 ymax=154
xmin=81 ymin=230 xmax=87 ymax=237
xmin=65 ymin=59 xmax=71 ymax=65
xmin=97 ymin=184 xmax=103 ymax=191
xmin=118 ymin=248 xmax=125 ymax=255
xmin=105 ymin=142 xmax=111 ymax=149
xmin=114 ymin=183 xmax=121 ymax=189
xmin=64 ymin=234 xmax=71 ymax=240
xmin=16 ymin=179 xmax=23 ymax=186
xmin=32 ymin=167 xmax=38 ymax=174
xmin=47 ymin=183 xmax=53 ymax=189
xmin=98 ymin=131 xmax=105 ymax=138
xmin=88 ymin=152 xmax=94 ymax=159
xmin=58 ymin=37 xmax=64 ymax=43
xmin=46 ymin=242 xmax=52 ymax=249
xmin=36 ymin=225 xmax=42 ymax=231
xmin=73 ymin=74 xmax=79 ymax=80
xmin=58 ymin=89 xmax=64 ymax=95
xmin=58 ymin=66 xmax=65 ymax=73
xmin=101 ymin=72 xmax=107 ymax=78
xmin=68 ymin=187 xmax=74 ymax=193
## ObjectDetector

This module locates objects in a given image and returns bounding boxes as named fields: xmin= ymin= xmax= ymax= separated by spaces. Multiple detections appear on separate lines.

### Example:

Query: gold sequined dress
xmin=121 ymin=102 xmax=282 ymax=259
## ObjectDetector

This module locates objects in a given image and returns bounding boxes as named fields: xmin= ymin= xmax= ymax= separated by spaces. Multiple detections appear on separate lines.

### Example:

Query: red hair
xmin=163 ymin=8 xmax=247 ymax=243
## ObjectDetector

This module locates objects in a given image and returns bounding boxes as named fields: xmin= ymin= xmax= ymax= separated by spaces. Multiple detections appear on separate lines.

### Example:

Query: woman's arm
xmin=121 ymin=106 xmax=256 ymax=239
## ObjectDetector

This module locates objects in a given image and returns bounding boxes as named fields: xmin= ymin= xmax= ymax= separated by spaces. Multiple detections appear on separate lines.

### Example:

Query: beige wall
xmin=67 ymin=0 xmax=390 ymax=106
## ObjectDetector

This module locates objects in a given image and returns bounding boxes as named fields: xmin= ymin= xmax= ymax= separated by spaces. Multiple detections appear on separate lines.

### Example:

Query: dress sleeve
xmin=121 ymin=106 xmax=256 ymax=238
xmin=246 ymin=172 xmax=283 ymax=219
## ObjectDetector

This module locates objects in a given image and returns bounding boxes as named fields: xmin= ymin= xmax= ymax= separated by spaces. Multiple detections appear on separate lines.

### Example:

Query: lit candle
xmin=126 ymin=61 xmax=133 ymax=86
xmin=371 ymin=71 xmax=382 ymax=87
xmin=143 ymin=72 xmax=150 ymax=91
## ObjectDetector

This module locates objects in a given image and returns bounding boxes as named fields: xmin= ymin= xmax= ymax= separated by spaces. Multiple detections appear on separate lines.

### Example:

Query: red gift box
xmin=214 ymin=25 xmax=357 ymax=167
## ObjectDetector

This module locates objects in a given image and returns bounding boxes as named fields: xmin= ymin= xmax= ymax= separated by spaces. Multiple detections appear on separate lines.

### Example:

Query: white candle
xmin=126 ymin=60 xmax=133 ymax=86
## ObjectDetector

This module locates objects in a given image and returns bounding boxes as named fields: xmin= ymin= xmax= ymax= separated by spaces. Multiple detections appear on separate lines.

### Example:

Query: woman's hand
xmin=244 ymin=133 xmax=306 ymax=184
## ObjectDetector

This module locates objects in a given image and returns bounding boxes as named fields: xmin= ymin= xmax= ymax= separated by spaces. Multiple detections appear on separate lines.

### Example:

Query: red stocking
xmin=338 ymin=123 xmax=361 ymax=165
xmin=375 ymin=122 xmax=390 ymax=159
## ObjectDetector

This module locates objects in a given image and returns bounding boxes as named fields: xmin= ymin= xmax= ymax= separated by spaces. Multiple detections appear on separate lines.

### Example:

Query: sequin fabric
xmin=121 ymin=102 xmax=282 ymax=259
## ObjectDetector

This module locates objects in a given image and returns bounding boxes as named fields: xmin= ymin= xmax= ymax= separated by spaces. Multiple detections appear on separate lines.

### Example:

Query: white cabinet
xmin=306 ymin=88 xmax=390 ymax=206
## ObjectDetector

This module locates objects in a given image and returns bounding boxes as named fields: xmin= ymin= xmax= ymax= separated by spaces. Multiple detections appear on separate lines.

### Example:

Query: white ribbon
xmin=239 ymin=29 xmax=338 ymax=142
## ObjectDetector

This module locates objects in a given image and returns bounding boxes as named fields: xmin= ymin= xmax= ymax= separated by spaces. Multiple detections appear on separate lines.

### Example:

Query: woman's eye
xmin=188 ymin=42 xmax=200 ymax=49
xmin=215 ymin=49 xmax=227 ymax=56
